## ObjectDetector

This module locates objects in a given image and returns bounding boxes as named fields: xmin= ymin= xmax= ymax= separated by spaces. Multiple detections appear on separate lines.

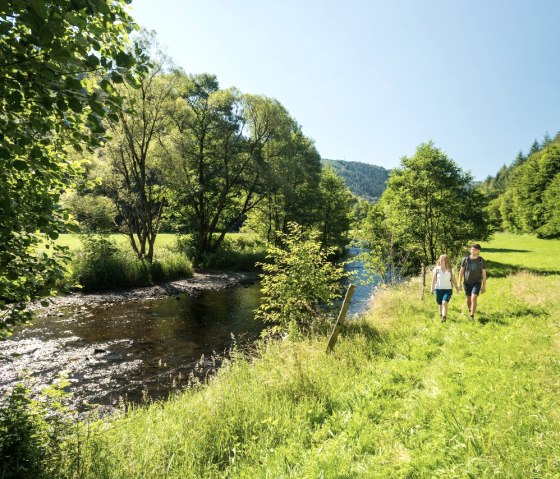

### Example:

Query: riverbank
xmin=29 ymin=271 xmax=260 ymax=314
xmin=9 ymin=233 xmax=560 ymax=478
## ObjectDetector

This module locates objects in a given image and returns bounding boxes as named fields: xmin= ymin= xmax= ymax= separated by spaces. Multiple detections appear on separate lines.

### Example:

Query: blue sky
xmin=130 ymin=0 xmax=560 ymax=180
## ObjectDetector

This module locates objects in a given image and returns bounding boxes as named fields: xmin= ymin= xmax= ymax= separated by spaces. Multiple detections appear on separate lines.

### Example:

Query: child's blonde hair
xmin=438 ymin=254 xmax=451 ymax=271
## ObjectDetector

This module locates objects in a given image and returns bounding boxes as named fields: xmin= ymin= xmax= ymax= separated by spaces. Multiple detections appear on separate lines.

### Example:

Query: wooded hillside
xmin=322 ymin=159 xmax=390 ymax=201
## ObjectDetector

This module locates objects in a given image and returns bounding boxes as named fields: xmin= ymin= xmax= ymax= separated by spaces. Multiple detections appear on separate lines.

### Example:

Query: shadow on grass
xmin=479 ymin=306 xmax=547 ymax=325
xmin=486 ymin=260 xmax=560 ymax=278
xmin=484 ymin=247 xmax=530 ymax=253
xmin=343 ymin=321 xmax=384 ymax=344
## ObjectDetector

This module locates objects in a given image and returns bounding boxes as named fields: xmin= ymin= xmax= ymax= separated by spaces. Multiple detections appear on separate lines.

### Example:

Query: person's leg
xmin=441 ymin=300 xmax=448 ymax=320
xmin=469 ymin=282 xmax=481 ymax=319
xmin=470 ymin=293 xmax=478 ymax=316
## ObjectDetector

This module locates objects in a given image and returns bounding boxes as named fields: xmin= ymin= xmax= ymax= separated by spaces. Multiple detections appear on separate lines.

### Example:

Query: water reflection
xmin=0 ymin=284 xmax=263 ymax=410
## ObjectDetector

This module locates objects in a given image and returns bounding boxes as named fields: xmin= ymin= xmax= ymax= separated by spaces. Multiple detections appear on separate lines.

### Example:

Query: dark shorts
xmin=435 ymin=289 xmax=452 ymax=304
xmin=464 ymin=282 xmax=481 ymax=296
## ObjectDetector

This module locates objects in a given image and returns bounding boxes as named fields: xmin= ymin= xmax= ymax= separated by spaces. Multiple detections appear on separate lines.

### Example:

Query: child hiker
xmin=430 ymin=254 xmax=458 ymax=323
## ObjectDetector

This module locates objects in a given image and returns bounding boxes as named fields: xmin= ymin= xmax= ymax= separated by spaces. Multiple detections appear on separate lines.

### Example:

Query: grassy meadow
xmin=55 ymin=233 xmax=179 ymax=251
xmin=48 ymin=233 xmax=560 ymax=478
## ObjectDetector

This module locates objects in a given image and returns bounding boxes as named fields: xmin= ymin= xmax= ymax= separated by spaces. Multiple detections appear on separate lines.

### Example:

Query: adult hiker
xmin=430 ymin=254 xmax=458 ymax=323
xmin=458 ymin=243 xmax=487 ymax=321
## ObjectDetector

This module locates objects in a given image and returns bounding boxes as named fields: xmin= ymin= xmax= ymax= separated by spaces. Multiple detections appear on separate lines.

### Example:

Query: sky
xmin=130 ymin=0 xmax=560 ymax=180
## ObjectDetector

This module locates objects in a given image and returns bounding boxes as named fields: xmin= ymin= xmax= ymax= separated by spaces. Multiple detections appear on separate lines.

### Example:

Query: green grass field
xmin=50 ymin=233 xmax=560 ymax=478
xmin=55 ymin=233 xmax=179 ymax=251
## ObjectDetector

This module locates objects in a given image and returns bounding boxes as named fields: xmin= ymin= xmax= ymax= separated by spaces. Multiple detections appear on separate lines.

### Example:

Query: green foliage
xmin=480 ymin=131 xmax=560 ymax=233
xmin=0 ymin=380 xmax=72 ymax=479
xmin=316 ymin=167 xmax=354 ymax=255
xmin=195 ymin=234 xmax=267 ymax=270
xmin=360 ymin=202 xmax=412 ymax=283
xmin=62 ymin=192 xmax=116 ymax=233
xmin=71 ymin=235 xmax=192 ymax=290
xmin=99 ymin=32 xmax=178 ymax=262
xmin=165 ymin=76 xmax=310 ymax=262
xmin=503 ymin=144 xmax=560 ymax=236
xmin=366 ymin=142 xmax=491 ymax=276
xmin=322 ymin=159 xmax=390 ymax=201
xmin=242 ymin=129 xmax=323 ymax=246
xmin=256 ymin=223 xmax=347 ymax=329
xmin=0 ymin=0 xmax=145 ymax=332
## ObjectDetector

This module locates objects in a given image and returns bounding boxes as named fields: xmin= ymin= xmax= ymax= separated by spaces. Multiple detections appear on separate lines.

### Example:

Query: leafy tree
xmin=537 ymin=173 xmax=560 ymax=238
xmin=377 ymin=142 xmax=491 ymax=269
xmin=100 ymin=35 xmax=180 ymax=261
xmin=61 ymin=192 xmax=116 ymax=233
xmin=256 ymin=223 xmax=346 ymax=330
xmin=360 ymin=202 xmax=414 ymax=284
xmin=165 ymin=76 xmax=296 ymax=262
xmin=316 ymin=167 xmax=354 ymax=255
xmin=243 ymin=129 xmax=322 ymax=244
xmin=0 ymin=0 xmax=142 ymax=333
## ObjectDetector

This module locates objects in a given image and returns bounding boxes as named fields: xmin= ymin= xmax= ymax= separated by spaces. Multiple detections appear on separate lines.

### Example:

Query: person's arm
xmin=430 ymin=269 xmax=437 ymax=294
xmin=451 ymin=269 xmax=458 ymax=291
xmin=480 ymin=268 xmax=487 ymax=294
xmin=458 ymin=266 xmax=465 ymax=291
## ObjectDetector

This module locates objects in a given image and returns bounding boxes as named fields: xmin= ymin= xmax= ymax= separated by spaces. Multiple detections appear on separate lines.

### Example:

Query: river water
xmin=0 ymin=284 xmax=264 ymax=411
xmin=0 ymin=254 xmax=375 ymax=412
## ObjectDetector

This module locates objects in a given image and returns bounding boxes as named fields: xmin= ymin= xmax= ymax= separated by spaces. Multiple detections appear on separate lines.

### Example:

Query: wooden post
xmin=326 ymin=284 xmax=356 ymax=353
xmin=420 ymin=264 xmax=426 ymax=300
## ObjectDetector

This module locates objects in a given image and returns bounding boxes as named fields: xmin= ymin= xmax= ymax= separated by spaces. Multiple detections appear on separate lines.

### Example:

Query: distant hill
xmin=322 ymin=159 xmax=390 ymax=202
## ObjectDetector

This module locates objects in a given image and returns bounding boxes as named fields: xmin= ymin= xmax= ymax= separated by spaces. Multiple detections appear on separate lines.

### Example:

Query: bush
xmin=256 ymin=222 xmax=347 ymax=331
xmin=0 ymin=381 xmax=72 ymax=479
xmin=176 ymin=233 xmax=267 ymax=270
xmin=71 ymin=235 xmax=193 ymax=291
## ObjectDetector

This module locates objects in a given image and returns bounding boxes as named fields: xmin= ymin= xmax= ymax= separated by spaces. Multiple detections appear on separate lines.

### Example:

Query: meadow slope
xmin=57 ymin=233 xmax=560 ymax=478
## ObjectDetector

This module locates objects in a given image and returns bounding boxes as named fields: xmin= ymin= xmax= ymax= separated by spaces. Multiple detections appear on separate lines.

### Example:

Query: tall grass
xmin=32 ymin=234 xmax=560 ymax=477
xmin=70 ymin=236 xmax=193 ymax=291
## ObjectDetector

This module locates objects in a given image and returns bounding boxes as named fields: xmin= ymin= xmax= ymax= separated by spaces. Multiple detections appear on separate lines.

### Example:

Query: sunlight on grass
xmin=50 ymin=233 xmax=560 ymax=478
xmin=484 ymin=232 xmax=560 ymax=273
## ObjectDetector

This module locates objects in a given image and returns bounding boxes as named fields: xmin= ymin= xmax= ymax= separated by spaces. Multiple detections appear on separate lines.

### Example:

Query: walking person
xmin=458 ymin=243 xmax=487 ymax=321
xmin=430 ymin=254 xmax=458 ymax=323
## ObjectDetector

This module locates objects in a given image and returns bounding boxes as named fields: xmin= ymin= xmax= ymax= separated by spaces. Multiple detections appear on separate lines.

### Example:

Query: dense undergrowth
xmin=3 ymin=233 xmax=560 ymax=478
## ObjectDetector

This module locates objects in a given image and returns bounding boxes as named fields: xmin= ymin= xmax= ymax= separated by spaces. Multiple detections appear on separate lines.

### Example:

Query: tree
xmin=528 ymin=139 xmax=541 ymax=157
xmin=242 ymin=128 xmax=322 ymax=244
xmin=377 ymin=142 xmax=491 ymax=269
xmin=537 ymin=173 xmax=560 ymax=238
xmin=165 ymin=76 xmax=296 ymax=262
xmin=505 ymin=144 xmax=560 ymax=234
xmin=0 ymin=0 xmax=143 ymax=334
xmin=316 ymin=167 xmax=354 ymax=255
xmin=100 ymin=34 xmax=179 ymax=261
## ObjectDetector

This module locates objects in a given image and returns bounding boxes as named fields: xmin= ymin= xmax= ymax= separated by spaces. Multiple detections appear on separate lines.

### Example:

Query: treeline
xmin=322 ymin=159 xmax=390 ymax=201
xmin=360 ymin=142 xmax=492 ymax=281
xmin=480 ymin=132 xmax=560 ymax=238
xmin=66 ymin=33 xmax=354 ymax=262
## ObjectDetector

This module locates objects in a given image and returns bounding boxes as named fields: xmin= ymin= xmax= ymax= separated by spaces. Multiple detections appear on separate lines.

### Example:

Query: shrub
xmin=0 ymin=380 xmax=72 ymax=479
xmin=71 ymin=235 xmax=193 ymax=291
xmin=256 ymin=222 xmax=347 ymax=331
xmin=176 ymin=233 xmax=267 ymax=270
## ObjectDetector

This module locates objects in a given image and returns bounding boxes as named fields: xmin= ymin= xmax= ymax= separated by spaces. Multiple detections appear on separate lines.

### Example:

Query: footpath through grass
xmin=53 ymin=233 xmax=560 ymax=478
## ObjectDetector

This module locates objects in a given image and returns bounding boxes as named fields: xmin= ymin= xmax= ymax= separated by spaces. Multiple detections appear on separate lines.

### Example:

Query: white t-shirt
xmin=433 ymin=266 xmax=453 ymax=290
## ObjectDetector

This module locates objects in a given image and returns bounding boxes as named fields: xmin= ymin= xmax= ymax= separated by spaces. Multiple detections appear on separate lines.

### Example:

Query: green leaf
xmin=115 ymin=51 xmax=134 ymax=68
xmin=67 ymin=97 xmax=83 ymax=113
xmin=12 ymin=160 xmax=27 ymax=171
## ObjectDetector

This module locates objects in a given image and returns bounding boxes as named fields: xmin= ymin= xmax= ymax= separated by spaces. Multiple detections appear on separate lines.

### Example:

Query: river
xmin=0 ymin=254 xmax=375 ymax=413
